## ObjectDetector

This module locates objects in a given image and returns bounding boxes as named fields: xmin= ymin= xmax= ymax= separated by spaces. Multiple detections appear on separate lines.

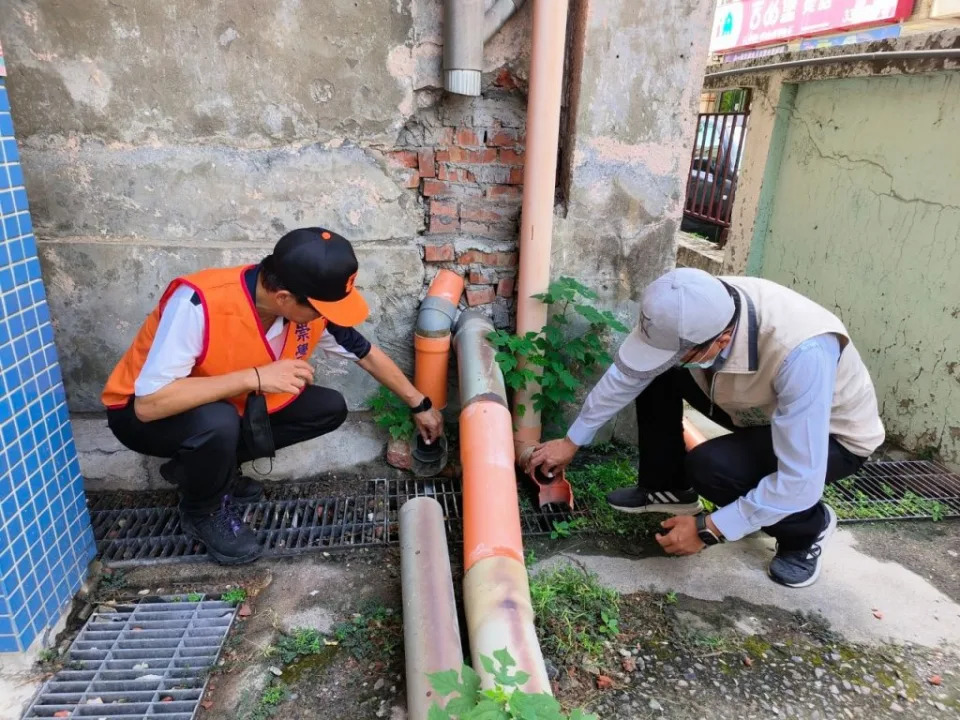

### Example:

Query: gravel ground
xmin=552 ymin=593 xmax=960 ymax=719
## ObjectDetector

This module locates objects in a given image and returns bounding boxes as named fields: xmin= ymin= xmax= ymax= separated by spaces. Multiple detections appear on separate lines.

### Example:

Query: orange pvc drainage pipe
xmin=414 ymin=269 xmax=464 ymax=410
xmin=512 ymin=0 xmax=570 ymax=467
xmin=454 ymin=310 xmax=551 ymax=694
xmin=682 ymin=417 xmax=707 ymax=451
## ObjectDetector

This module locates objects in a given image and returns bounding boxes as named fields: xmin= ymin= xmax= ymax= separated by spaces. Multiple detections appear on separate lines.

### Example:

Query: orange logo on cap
xmin=321 ymin=231 xmax=332 ymax=240
xmin=345 ymin=271 xmax=357 ymax=293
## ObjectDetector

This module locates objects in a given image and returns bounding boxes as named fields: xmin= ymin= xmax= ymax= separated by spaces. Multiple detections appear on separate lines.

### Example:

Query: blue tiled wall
xmin=0 ymin=78 xmax=96 ymax=653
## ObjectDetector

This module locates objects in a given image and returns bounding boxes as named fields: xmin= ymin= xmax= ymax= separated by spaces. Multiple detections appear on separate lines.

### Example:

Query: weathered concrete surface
xmin=74 ymin=410 xmax=388 ymax=492
xmin=2 ymin=0 xmax=413 ymax=145
xmin=555 ymin=0 xmax=714 ymax=304
xmin=535 ymin=527 xmax=960 ymax=651
xmin=39 ymin=241 xmax=423 ymax=412
xmin=676 ymin=232 xmax=723 ymax=274
xmin=23 ymin=143 xmax=423 ymax=244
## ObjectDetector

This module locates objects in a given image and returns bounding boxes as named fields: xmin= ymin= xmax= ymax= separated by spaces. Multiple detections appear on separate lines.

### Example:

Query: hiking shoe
xmin=179 ymin=496 xmax=263 ymax=566
xmin=605 ymin=486 xmax=703 ymax=515
xmin=230 ymin=471 xmax=264 ymax=505
xmin=768 ymin=504 xmax=837 ymax=588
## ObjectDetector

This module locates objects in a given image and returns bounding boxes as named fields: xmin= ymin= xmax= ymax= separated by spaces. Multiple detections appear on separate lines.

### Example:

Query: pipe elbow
xmin=416 ymin=269 xmax=463 ymax=337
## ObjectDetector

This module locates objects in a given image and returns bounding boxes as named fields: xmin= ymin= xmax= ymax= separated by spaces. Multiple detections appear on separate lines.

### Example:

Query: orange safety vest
xmin=101 ymin=265 xmax=327 ymax=415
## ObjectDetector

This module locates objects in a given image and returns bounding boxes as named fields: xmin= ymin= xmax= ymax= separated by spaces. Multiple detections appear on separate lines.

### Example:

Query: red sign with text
xmin=710 ymin=0 xmax=914 ymax=53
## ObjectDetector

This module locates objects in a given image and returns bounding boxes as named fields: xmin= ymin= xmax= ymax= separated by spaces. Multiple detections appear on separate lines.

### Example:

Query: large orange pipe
xmin=513 ymin=0 xmax=570 ymax=465
xmin=454 ymin=310 xmax=550 ymax=694
xmin=683 ymin=417 xmax=707 ymax=451
xmin=414 ymin=269 xmax=464 ymax=410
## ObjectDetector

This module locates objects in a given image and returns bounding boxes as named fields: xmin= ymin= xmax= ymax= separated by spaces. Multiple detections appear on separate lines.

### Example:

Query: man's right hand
xmin=528 ymin=437 xmax=579 ymax=477
xmin=255 ymin=359 xmax=314 ymax=395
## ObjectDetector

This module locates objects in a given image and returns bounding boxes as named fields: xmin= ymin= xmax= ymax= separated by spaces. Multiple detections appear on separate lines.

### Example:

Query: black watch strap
xmin=696 ymin=513 xmax=723 ymax=546
xmin=411 ymin=396 xmax=433 ymax=414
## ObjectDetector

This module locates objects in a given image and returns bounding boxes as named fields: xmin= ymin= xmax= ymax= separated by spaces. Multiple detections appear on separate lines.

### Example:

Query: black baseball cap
xmin=272 ymin=227 xmax=369 ymax=327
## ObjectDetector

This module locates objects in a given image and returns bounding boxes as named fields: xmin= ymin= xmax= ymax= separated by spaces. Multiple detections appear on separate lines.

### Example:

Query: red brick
xmin=460 ymin=204 xmax=507 ymax=223
xmin=500 ymin=149 xmax=525 ymax=166
xmin=466 ymin=286 xmax=496 ymax=306
xmin=402 ymin=170 xmax=420 ymax=189
xmin=487 ymin=129 xmax=519 ymax=148
xmin=430 ymin=200 xmax=458 ymax=218
xmin=455 ymin=128 xmax=481 ymax=147
xmin=428 ymin=215 xmax=459 ymax=234
xmin=468 ymin=268 xmax=498 ymax=285
xmin=437 ymin=165 xmax=476 ymax=183
xmin=424 ymin=243 xmax=455 ymax=261
xmin=457 ymin=250 xmax=485 ymax=264
xmin=422 ymin=179 xmax=453 ymax=197
xmin=386 ymin=150 xmax=419 ymax=168
xmin=437 ymin=147 xmax=497 ymax=164
xmin=497 ymin=276 xmax=516 ymax=297
xmin=487 ymin=184 xmax=523 ymax=199
xmin=386 ymin=437 xmax=412 ymax=470
xmin=494 ymin=67 xmax=519 ymax=90
xmin=489 ymin=252 xmax=518 ymax=267
xmin=506 ymin=167 xmax=524 ymax=184
xmin=418 ymin=149 xmax=436 ymax=178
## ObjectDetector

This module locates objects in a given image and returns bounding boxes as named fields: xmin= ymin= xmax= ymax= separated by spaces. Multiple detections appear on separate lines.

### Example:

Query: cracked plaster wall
xmin=758 ymin=71 xmax=960 ymax=469
xmin=4 ymin=0 xmax=714 ymax=431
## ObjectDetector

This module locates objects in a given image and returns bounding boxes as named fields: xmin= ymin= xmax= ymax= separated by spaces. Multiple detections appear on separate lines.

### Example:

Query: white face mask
xmin=680 ymin=354 xmax=720 ymax=370
xmin=679 ymin=339 xmax=721 ymax=369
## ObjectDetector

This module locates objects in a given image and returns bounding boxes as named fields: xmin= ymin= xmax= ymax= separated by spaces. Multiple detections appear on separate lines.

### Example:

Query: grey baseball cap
xmin=618 ymin=268 xmax=736 ymax=373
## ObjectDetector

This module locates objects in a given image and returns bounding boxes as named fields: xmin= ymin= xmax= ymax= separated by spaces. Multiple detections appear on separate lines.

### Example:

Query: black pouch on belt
xmin=241 ymin=391 xmax=276 ymax=464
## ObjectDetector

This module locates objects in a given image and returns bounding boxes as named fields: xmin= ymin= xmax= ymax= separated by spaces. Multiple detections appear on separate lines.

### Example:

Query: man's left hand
xmin=655 ymin=516 xmax=706 ymax=556
xmin=414 ymin=407 xmax=444 ymax=444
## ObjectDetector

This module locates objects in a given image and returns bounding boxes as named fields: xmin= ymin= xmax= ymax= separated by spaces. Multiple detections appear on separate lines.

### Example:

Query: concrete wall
xmin=2 ymin=0 xmax=714 ymax=443
xmin=708 ymin=31 xmax=960 ymax=468
xmin=759 ymin=71 xmax=960 ymax=468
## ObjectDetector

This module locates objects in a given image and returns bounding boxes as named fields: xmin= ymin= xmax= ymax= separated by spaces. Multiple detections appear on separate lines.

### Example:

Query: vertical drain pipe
xmin=443 ymin=0 xmax=528 ymax=96
xmin=454 ymin=310 xmax=551 ymax=693
xmin=400 ymin=497 xmax=464 ymax=719
xmin=512 ymin=0 xmax=570 ymax=472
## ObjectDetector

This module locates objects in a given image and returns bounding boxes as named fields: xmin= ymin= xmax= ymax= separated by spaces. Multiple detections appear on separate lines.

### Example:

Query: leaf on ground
xmin=238 ymin=603 xmax=252 ymax=618
xmin=872 ymin=610 xmax=884 ymax=620
xmin=201 ymin=700 xmax=214 ymax=710
xmin=596 ymin=674 xmax=614 ymax=690
xmin=743 ymin=656 xmax=754 ymax=667
xmin=928 ymin=675 xmax=942 ymax=686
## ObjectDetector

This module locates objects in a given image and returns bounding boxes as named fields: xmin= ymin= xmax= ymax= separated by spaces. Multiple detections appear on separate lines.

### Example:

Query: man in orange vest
xmin=102 ymin=227 xmax=443 ymax=565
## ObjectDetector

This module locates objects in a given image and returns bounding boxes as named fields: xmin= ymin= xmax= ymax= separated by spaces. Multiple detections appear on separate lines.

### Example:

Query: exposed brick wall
xmin=383 ymin=86 xmax=527 ymax=330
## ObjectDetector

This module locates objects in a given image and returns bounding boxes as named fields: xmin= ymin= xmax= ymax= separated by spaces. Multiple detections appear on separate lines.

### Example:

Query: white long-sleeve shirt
xmin=567 ymin=333 xmax=842 ymax=541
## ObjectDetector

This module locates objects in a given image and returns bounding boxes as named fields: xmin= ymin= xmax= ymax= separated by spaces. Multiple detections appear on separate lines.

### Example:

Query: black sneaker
xmin=230 ymin=471 xmax=264 ymax=505
xmin=605 ymin=486 xmax=703 ymax=515
xmin=179 ymin=496 xmax=263 ymax=566
xmin=768 ymin=504 xmax=837 ymax=588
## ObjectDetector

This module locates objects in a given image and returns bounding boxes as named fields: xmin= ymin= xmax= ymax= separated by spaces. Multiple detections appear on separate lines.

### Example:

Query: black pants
xmin=636 ymin=368 xmax=865 ymax=550
xmin=107 ymin=386 xmax=348 ymax=514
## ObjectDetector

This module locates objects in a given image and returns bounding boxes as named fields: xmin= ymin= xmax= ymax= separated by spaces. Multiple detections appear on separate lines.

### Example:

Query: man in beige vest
xmin=531 ymin=268 xmax=884 ymax=588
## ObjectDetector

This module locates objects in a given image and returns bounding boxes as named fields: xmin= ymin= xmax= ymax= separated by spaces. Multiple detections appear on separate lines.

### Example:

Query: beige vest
xmin=690 ymin=276 xmax=885 ymax=457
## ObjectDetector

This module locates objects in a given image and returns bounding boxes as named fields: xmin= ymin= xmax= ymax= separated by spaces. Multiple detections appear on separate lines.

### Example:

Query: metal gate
xmin=683 ymin=106 xmax=749 ymax=246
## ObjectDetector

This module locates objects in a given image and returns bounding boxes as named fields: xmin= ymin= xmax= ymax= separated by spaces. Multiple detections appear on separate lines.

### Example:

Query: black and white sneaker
xmin=605 ymin=486 xmax=703 ymax=515
xmin=768 ymin=504 xmax=837 ymax=588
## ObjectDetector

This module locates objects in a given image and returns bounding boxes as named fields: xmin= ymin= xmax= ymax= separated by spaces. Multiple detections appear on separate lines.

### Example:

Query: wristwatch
xmin=410 ymin=396 xmax=433 ymax=414
xmin=696 ymin=513 xmax=724 ymax=546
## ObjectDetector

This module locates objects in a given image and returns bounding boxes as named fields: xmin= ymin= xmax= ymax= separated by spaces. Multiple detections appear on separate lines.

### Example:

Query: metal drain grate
xmin=23 ymin=597 xmax=236 ymax=719
xmin=826 ymin=460 xmax=960 ymax=522
xmin=90 ymin=477 xmax=583 ymax=567
xmin=90 ymin=460 xmax=959 ymax=566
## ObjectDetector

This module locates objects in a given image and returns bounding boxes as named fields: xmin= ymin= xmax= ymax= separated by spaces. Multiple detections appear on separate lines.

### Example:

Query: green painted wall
xmin=758 ymin=71 xmax=960 ymax=469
